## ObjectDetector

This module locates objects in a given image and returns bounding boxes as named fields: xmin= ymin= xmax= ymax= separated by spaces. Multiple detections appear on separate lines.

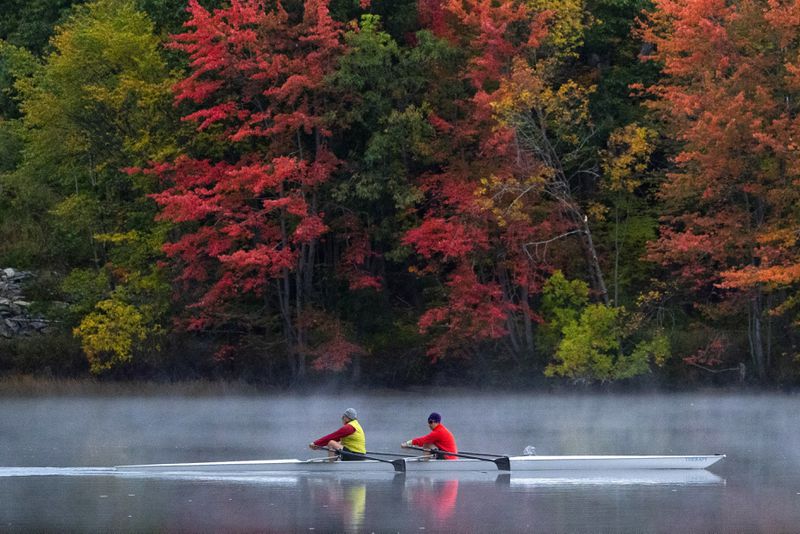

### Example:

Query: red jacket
xmin=411 ymin=424 xmax=458 ymax=459
xmin=313 ymin=424 xmax=355 ymax=447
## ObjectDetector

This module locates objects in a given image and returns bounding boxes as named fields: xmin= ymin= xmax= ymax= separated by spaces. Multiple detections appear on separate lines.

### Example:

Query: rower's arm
xmin=313 ymin=424 xmax=356 ymax=446
xmin=409 ymin=430 xmax=437 ymax=447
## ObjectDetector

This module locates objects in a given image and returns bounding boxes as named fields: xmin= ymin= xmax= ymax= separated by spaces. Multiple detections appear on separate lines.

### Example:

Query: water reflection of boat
xmin=506 ymin=469 xmax=725 ymax=486
xmin=103 ymin=469 xmax=724 ymax=487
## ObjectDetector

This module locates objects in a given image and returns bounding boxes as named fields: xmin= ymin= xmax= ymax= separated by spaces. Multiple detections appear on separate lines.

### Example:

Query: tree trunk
xmin=581 ymin=216 xmax=610 ymax=306
xmin=277 ymin=271 xmax=296 ymax=379
xmin=294 ymin=265 xmax=306 ymax=383
xmin=278 ymin=200 xmax=302 ymax=383
xmin=351 ymin=354 xmax=361 ymax=383
xmin=745 ymin=194 xmax=766 ymax=381
xmin=765 ymin=292 xmax=773 ymax=371
xmin=613 ymin=202 xmax=621 ymax=306
xmin=514 ymin=109 xmax=609 ymax=306
xmin=565 ymin=208 xmax=610 ymax=306
xmin=748 ymin=291 xmax=766 ymax=380
xmin=498 ymin=268 xmax=522 ymax=358
xmin=520 ymin=285 xmax=535 ymax=354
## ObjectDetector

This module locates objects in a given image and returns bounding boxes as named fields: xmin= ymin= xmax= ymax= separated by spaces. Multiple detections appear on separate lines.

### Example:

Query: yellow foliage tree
xmin=526 ymin=0 xmax=591 ymax=58
xmin=600 ymin=124 xmax=657 ymax=194
xmin=74 ymin=299 xmax=150 ymax=373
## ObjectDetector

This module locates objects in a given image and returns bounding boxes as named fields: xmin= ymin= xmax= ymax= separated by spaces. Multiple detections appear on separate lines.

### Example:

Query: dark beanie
xmin=427 ymin=412 xmax=441 ymax=423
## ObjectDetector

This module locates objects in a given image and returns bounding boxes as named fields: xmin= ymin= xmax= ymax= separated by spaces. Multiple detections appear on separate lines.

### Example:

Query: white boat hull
xmin=114 ymin=454 xmax=724 ymax=474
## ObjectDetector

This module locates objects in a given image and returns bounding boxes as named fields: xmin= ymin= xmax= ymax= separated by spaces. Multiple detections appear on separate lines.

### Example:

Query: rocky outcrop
xmin=0 ymin=268 xmax=49 ymax=338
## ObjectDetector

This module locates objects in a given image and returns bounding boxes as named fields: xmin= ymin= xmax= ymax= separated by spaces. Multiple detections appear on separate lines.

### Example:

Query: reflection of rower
xmin=306 ymin=478 xmax=367 ymax=531
xmin=433 ymin=479 xmax=458 ymax=520
xmin=401 ymin=412 xmax=458 ymax=459
xmin=309 ymin=408 xmax=366 ymax=460
xmin=344 ymin=484 xmax=367 ymax=529
xmin=405 ymin=478 xmax=459 ymax=522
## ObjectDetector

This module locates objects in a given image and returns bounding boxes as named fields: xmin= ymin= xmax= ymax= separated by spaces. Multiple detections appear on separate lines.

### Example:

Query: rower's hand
xmin=400 ymin=440 xmax=412 ymax=448
xmin=309 ymin=443 xmax=320 ymax=450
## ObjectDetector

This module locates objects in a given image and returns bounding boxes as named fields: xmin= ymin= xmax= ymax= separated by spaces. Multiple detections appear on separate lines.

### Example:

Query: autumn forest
xmin=1 ymin=0 xmax=798 ymax=387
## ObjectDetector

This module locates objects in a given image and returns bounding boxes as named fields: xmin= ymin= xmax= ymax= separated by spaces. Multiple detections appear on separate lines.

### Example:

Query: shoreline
xmin=0 ymin=375 xmax=794 ymax=397
xmin=0 ymin=375 xmax=267 ymax=397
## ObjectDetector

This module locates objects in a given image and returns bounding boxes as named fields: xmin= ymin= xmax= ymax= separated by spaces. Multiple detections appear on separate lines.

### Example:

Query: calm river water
xmin=0 ymin=392 xmax=798 ymax=532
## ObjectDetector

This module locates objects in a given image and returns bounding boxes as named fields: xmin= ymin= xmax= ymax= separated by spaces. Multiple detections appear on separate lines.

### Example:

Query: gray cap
xmin=343 ymin=408 xmax=357 ymax=420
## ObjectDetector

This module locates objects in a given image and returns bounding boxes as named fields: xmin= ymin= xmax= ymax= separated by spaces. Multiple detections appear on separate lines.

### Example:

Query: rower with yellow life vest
xmin=309 ymin=408 xmax=366 ymax=461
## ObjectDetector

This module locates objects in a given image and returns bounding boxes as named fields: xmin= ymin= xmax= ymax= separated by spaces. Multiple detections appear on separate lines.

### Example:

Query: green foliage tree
xmin=9 ymin=0 xmax=178 ymax=373
xmin=0 ymin=40 xmax=38 ymax=118
xmin=545 ymin=302 xmax=669 ymax=383
xmin=0 ymin=40 xmax=50 ymax=266
xmin=539 ymin=270 xmax=589 ymax=350
xmin=584 ymin=0 xmax=659 ymax=132
xmin=325 ymin=16 xmax=445 ymax=372
xmin=0 ymin=0 xmax=83 ymax=54
xmin=541 ymin=270 xmax=669 ymax=382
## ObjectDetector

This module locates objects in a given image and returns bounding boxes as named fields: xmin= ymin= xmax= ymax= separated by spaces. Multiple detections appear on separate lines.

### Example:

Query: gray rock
xmin=0 ymin=268 xmax=46 ymax=338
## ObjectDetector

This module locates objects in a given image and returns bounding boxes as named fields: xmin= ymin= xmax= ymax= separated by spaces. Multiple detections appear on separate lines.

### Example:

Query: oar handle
xmin=323 ymin=447 xmax=406 ymax=473
xmin=405 ymin=444 xmax=456 ymax=457
xmin=364 ymin=450 xmax=424 ymax=458
xmin=456 ymin=450 xmax=506 ymax=458
xmin=405 ymin=445 xmax=511 ymax=471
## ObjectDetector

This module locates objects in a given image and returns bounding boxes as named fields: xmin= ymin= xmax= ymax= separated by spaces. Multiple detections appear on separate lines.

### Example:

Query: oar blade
xmin=494 ymin=456 xmax=511 ymax=471
xmin=391 ymin=459 xmax=407 ymax=473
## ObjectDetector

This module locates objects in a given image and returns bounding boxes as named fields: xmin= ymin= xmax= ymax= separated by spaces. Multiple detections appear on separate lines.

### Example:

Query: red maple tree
xmin=402 ymin=0 xmax=557 ymax=361
xmin=148 ymin=0 xmax=362 ymax=378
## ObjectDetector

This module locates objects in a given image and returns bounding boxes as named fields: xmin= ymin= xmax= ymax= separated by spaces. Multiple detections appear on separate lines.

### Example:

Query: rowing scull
xmin=114 ymin=454 xmax=725 ymax=474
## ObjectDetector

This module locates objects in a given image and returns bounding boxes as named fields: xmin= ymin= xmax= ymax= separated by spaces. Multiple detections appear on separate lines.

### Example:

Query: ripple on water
xmin=0 ymin=467 xmax=115 ymax=477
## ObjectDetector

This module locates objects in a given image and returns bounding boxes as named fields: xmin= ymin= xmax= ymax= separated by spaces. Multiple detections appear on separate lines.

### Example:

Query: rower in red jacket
xmin=400 ymin=412 xmax=458 ymax=459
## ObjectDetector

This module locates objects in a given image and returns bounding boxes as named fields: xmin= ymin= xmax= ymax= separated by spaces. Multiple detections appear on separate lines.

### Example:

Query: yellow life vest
xmin=340 ymin=419 xmax=366 ymax=454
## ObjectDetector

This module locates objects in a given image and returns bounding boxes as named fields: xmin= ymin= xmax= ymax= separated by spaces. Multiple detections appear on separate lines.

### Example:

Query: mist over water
xmin=1 ymin=392 xmax=798 ymax=532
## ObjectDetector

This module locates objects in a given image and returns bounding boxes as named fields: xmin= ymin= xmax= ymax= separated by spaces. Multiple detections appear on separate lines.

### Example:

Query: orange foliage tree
xmin=640 ymin=0 xmax=800 ymax=378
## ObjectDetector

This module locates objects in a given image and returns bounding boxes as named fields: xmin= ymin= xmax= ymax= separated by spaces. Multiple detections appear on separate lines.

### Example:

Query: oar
xmin=324 ymin=447 xmax=406 ymax=473
xmin=363 ymin=451 xmax=428 ymax=458
xmin=405 ymin=445 xmax=511 ymax=471
xmin=456 ymin=450 xmax=506 ymax=458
